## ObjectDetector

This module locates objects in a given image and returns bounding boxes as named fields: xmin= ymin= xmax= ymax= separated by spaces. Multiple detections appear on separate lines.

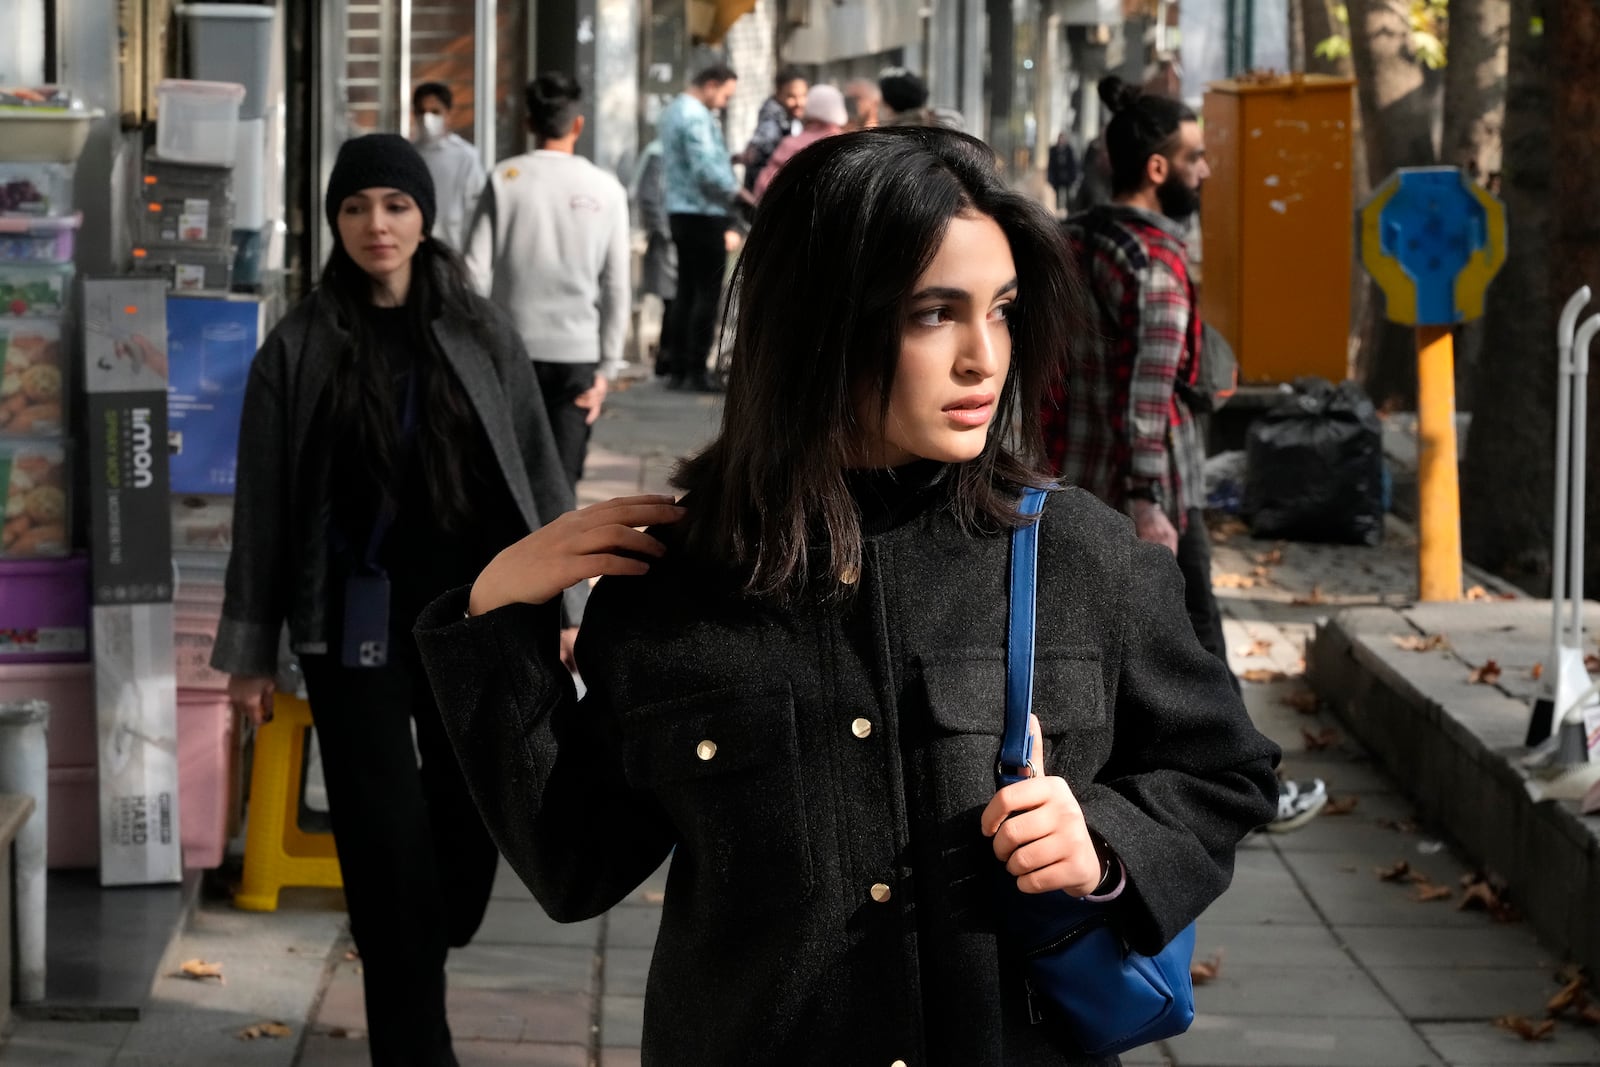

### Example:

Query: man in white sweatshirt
xmin=412 ymin=81 xmax=486 ymax=252
xmin=465 ymin=72 xmax=630 ymax=488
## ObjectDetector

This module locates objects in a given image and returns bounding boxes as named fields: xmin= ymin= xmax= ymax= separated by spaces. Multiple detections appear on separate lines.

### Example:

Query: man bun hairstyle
xmin=527 ymin=72 xmax=583 ymax=142
xmin=692 ymin=63 xmax=738 ymax=88
xmin=1098 ymin=74 xmax=1196 ymax=196
xmin=878 ymin=67 xmax=930 ymax=113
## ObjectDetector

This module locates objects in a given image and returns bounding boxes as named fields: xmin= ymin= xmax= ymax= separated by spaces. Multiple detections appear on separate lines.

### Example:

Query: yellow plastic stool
xmin=234 ymin=693 xmax=343 ymax=911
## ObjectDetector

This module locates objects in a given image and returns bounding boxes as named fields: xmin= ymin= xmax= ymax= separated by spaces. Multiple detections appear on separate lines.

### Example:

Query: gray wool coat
xmin=211 ymin=290 xmax=585 ymax=678
xmin=413 ymin=481 xmax=1279 ymax=1066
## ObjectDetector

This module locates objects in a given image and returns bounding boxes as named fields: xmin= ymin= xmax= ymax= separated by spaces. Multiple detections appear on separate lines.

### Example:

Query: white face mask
xmin=419 ymin=112 xmax=446 ymax=139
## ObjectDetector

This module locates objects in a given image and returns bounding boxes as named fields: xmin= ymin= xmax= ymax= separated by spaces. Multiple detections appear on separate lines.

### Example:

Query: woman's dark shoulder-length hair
xmin=673 ymin=124 xmax=1088 ymax=603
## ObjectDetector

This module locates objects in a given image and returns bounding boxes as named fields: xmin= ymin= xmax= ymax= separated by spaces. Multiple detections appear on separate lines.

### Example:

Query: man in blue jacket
xmin=656 ymin=64 xmax=743 ymax=392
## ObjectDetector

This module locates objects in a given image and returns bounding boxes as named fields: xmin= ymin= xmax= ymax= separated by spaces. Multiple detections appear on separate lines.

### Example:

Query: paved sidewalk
xmin=5 ymin=381 xmax=1595 ymax=1065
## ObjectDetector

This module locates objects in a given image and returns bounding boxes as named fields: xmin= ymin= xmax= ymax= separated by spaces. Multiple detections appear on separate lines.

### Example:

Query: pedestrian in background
xmin=878 ymin=67 xmax=965 ymax=131
xmin=1041 ymin=77 xmax=1323 ymax=832
xmin=843 ymin=77 xmax=882 ymax=129
xmin=414 ymin=126 xmax=1278 ymax=1064
xmin=657 ymin=63 xmax=745 ymax=392
xmin=753 ymin=83 xmax=846 ymax=201
xmin=630 ymin=138 xmax=677 ymax=378
xmin=736 ymin=65 xmax=808 ymax=195
xmin=1047 ymin=131 xmax=1079 ymax=215
xmin=466 ymin=72 xmax=630 ymax=488
xmin=214 ymin=134 xmax=583 ymax=1067
xmin=411 ymin=82 xmax=486 ymax=252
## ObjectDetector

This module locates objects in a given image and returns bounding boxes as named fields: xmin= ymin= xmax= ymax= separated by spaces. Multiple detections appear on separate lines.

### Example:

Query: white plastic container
xmin=0 ymin=108 xmax=103 ymax=164
xmin=155 ymin=80 xmax=245 ymax=166
xmin=231 ymin=118 xmax=266 ymax=230
xmin=177 ymin=5 xmax=276 ymax=119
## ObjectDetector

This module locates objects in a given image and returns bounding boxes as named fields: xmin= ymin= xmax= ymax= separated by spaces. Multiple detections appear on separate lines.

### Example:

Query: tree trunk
xmin=1441 ymin=0 xmax=1510 ymax=410
xmin=1347 ymin=0 xmax=1440 ymax=407
xmin=1460 ymin=0 xmax=1553 ymax=585
xmin=1554 ymin=0 xmax=1600 ymax=591
xmin=1301 ymin=0 xmax=1353 ymax=77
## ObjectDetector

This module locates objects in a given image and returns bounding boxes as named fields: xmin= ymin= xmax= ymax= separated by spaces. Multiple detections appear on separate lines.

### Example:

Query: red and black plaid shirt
xmin=1042 ymin=205 xmax=1205 ymax=521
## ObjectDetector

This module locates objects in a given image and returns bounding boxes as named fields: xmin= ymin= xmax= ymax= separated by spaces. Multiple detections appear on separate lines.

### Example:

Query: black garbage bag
xmin=1242 ymin=377 xmax=1385 ymax=545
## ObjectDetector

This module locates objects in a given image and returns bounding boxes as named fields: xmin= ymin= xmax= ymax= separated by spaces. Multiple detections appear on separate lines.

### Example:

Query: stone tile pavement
xmin=5 ymin=382 xmax=1597 ymax=1065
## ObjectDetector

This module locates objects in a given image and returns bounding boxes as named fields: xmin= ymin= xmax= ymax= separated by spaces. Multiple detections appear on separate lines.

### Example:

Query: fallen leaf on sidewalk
xmin=1532 ymin=662 xmax=1544 ymax=681
xmin=1376 ymin=860 xmax=1414 ymax=882
xmin=1214 ymin=572 xmax=1257 ymax=589
xmin=237 ymin=1021 xmax=292 ymax=1040
xmin=1323 ymin=795 xmax=1359 ymax=815
xmin=1280 ymin=690 xmax=1320 ymax=714
xmin=1494 ymin=1015 xmax=1556 ymax=1041
xmin=1239 ymin=639 xmax=1274 ymax=658
xmin=1252 ymin=565 xmax=1273 ymax=581
xmin=1468 ymin=660 xmax=1504 ymax=685
xmin=175 ymin=959 xmax=224 ymax=983
xmin=1290 ymin=585 xmax=1328 ymax=606
xmin=1302 ymin=726 xmax=1340 ymax=751
xmin=1242 ymin=668 xmax=1289 ymax=683
xmin=1579 ymin=1004 xmax=1600 ymax=1026
xmin=1467 ymin=585 xmax=1491 ymax=600
xmin=1393 ymin=634 xmax=1451 ymax=652
xmin=1253 ymin=547 xmax=1285 ymax=567
xmin=1458 ymin=875 xmax=1518 ymax=922
xmin=1546 ymin=976 xmax=1589 ymax=1017
xmin=1411 ymin=882 xmax=1453 ymax=902
xmin=1208 ymin=517 xmax=1249 ymax=543
xmin=643 ymin=890 xmax=666 ymax=904
xmin=343 ymin=949 xmax=360 ymax=962
xmin=1189 ymin=950 xmax=1225 ymax=984
xmin=1376 ymin=817 xmax=1420 ymax=833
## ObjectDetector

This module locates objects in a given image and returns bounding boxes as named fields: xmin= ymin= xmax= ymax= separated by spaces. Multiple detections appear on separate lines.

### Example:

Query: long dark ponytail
xmin=318 ymin=236 xmax=482 ymax=532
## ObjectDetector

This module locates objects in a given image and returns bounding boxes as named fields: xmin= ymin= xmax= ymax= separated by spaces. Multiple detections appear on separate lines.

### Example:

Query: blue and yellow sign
xmin=1358 ymin=167 xmax=1507 ymax=326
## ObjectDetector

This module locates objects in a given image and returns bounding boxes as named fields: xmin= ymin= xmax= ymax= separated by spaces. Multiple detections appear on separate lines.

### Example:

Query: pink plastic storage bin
xmin=178 ymin=688 xmax=237 ymax=869
xmin=0 ymin=212 xmax=81 ymax=264
xmin=175 ymin=610 xmax=228 ymax=690
xmin=49 ymin=764 xmax=97 ymax=869
xmin=0 ymin=660 xmax=94 ymax=767
xmin=0 ymin=555 xmax=89 ymax=662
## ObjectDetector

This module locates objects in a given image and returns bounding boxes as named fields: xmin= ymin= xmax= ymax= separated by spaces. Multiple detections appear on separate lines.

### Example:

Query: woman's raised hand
xmin=468 ymin=495 xmax=687 ymax=617
xmin=979 ymin=713 xmax=1104 ymax=897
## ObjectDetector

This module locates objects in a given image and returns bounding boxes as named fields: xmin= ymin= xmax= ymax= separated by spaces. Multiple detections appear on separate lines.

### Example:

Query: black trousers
xmin=667 ymin=214 xmax=728 ymax=383
xmin=300 ymin=638 xmax=499 ymax=1067
xmin=1176 ymin=506 xmax=1241 ymax=696
xmin=533 ymin=360 xmax=599 ymax=489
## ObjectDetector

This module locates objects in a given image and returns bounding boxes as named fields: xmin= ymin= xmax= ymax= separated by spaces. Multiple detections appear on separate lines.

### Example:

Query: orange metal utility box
xmin=1200 ymin=75 xmax=1355 ymax=384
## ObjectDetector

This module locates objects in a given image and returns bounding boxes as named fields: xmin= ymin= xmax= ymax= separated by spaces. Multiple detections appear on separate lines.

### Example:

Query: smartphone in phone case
xmin=341 ymin=573 xmax=391 ymax=668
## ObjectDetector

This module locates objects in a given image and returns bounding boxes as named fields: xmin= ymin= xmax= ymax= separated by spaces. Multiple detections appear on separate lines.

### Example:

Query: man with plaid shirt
xmin=1046 ymin=76 xmax=1326 ymax=832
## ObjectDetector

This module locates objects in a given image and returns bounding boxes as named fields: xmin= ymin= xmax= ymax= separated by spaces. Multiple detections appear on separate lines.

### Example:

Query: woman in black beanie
xmin=211 ymin=133 xmax=583 ymax=1066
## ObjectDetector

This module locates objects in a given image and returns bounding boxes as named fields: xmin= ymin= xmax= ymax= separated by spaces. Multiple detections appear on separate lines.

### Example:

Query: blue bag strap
xmin=1001 ymin=485 xmax=1051 ymax=783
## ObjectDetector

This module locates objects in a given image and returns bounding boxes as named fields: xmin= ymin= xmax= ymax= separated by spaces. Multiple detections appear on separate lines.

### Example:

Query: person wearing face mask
xmin=1040 ymin=78 xmax=1324 ymax=833
xmin=412 ymin=82 xmax=487 ymax=252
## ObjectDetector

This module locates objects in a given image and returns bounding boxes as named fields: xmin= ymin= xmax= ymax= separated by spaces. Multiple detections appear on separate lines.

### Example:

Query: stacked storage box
xmin=0 ymin=127 xmax=92 ymax=868
xmin=131 ymin=81 xmax=243 ymax=294
xmin=172 ymin=545 xmax=236 ymax=869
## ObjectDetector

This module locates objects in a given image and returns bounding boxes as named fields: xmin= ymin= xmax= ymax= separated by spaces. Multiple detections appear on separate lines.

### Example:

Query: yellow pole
xmin=1416 ymin=325 xmax=1463 ymax=602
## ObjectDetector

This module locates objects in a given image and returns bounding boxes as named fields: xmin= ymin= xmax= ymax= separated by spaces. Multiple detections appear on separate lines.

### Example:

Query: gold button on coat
xmin=870 ymin=882 xmax=892 ymax=903
xmin=838 ymin=564 xmax=860 ymax=585
xmin=696 ymin=740 xmax=717 ymax=761
xmin=851 ymin=718 xmax=873 ymax=739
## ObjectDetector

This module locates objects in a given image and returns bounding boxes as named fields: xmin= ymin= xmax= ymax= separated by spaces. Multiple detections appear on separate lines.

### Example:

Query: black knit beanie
xmin=324 ymin=133 xmax=437 ymax=240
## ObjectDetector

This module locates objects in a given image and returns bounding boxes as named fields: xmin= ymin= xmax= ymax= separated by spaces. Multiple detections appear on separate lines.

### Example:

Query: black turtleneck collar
xmin=844 ymin=459 xmax=951 ymax=537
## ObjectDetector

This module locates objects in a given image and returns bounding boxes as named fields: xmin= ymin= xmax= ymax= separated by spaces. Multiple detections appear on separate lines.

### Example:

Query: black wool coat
xmin=414 ymin=480 xmax=1280 ymax=1066
xmin=211 ymin=290 xmax=584 ymax=678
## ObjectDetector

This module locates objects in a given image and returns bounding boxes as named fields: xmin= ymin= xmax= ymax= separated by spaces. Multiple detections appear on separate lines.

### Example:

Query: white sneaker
xmin=1266 ymin=778 xmax=1327 ymax=833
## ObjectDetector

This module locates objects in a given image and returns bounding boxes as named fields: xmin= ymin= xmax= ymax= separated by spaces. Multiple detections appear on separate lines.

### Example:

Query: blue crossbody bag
xmin=998 ymin=485 xmax=1198 ymax=1057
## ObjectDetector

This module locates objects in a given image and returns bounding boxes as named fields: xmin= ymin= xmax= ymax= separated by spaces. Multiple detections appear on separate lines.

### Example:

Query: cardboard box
xmin=165 ymin=293 xmax=267 ymax=494
xmin=82 ymin=279 xmax=173 ymax=604
xmin=93 ymin=602 xmax=181 ymax=885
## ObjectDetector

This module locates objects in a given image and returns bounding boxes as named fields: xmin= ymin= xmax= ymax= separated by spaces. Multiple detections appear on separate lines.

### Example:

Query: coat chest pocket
xmin=918 ymin=648 xmax=1109 ymax=806
xmin=621 ymin=684 xmax=812 ymax=915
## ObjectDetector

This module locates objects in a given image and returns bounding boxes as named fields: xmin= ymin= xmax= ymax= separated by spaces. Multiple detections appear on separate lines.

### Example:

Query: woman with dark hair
xmin=212 ymin=133 xmax=583 ymax=1067
xmin=417 ymin=126 xmax=1278 ymax=1064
